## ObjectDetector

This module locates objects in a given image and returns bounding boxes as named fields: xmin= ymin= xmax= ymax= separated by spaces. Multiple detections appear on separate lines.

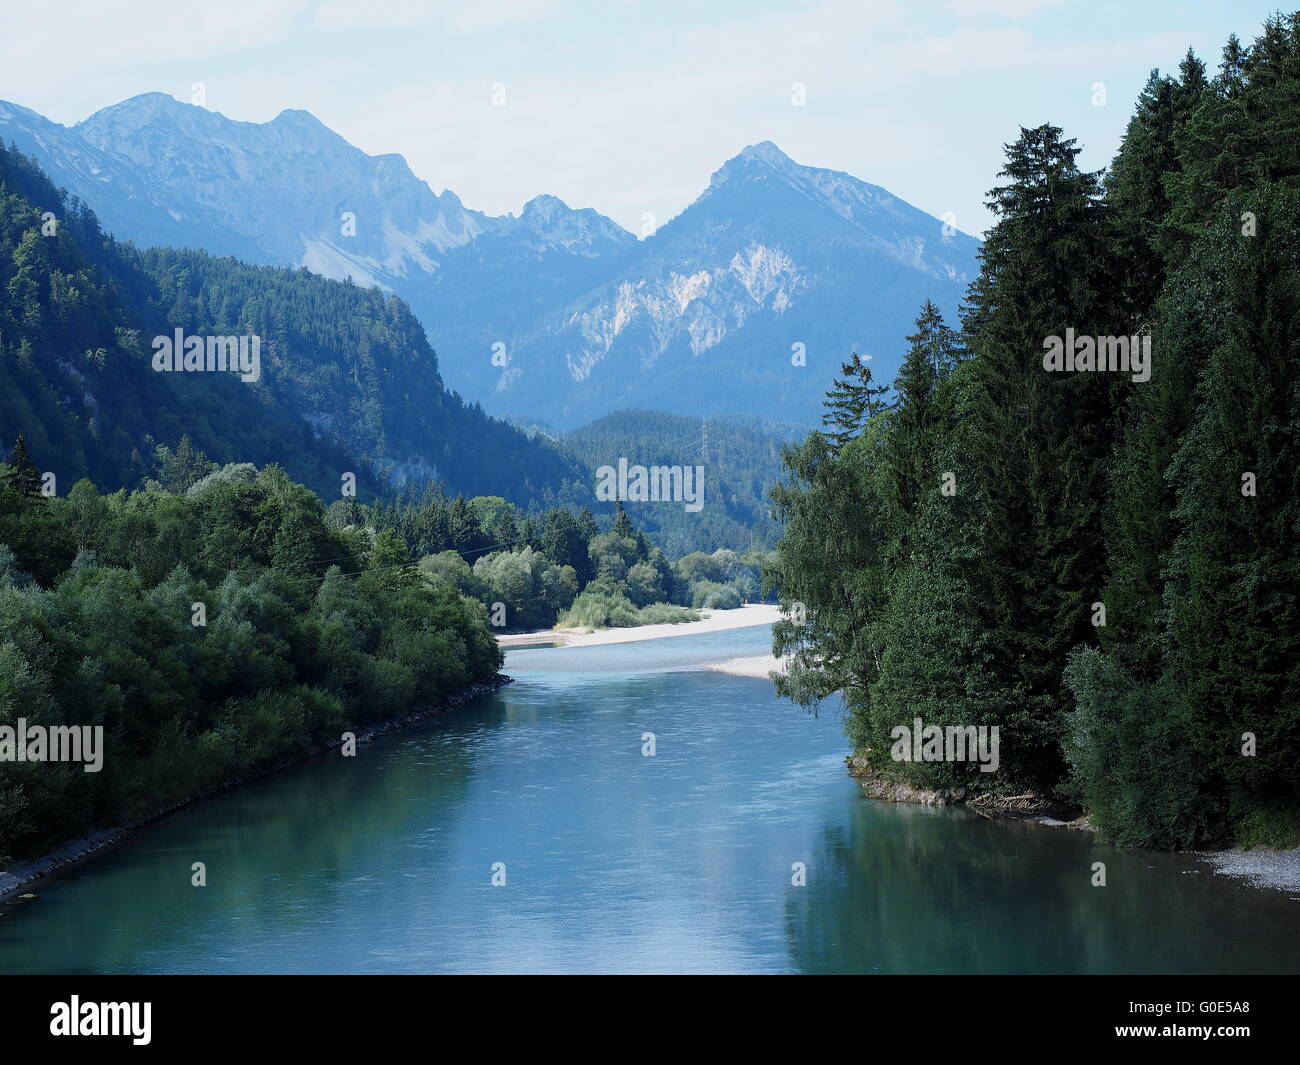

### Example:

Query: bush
xmin=634 ymin=603 xmax=700 ymax=625
xmin=690 ymin=580 xmax=742 ymax=609
xmin=558 ymin=586 xmax=639 ymax=629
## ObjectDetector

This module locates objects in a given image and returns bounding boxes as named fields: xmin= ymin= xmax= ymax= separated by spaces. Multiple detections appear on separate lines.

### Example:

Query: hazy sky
xmin=0 ymin=0 xmax=1282 ymax=236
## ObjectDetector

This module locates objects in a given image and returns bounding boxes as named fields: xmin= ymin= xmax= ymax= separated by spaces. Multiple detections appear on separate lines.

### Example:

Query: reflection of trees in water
xmin=785 ymin=801 xmax=1300 ymax=974
xmin=2 ymin=695 xmax=504 ymax=973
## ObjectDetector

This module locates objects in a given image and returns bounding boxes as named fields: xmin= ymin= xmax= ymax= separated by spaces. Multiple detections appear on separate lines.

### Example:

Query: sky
xmin=0 ymin=0 xmax=1285 ymax=237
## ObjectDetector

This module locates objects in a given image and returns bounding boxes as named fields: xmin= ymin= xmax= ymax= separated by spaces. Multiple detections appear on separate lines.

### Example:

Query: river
xmin=1 ymin=624 xmax=1298 ymax=974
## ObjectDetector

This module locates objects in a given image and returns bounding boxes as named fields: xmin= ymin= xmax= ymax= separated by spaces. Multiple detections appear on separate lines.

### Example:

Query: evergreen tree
xmin=447 ymin=496 xmax=485 ymax=556
xmin=157 ymin=435 xmax=214 ymax=494
xmin=954 ymin=123 xmax=1124 ymax=788
xmin=3 ymin=433 xmax=40 ymax=496
xmin=887 ymin=302 xmax=961 ymax=516
xmin=821 ymin=352 xmax=887 ymax=453
xmin=611 ymin=502 xmax=651 ymax=561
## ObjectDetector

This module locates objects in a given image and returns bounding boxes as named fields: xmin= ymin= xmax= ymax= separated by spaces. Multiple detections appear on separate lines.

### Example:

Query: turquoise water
xmin=1 ymin=624 xmax=1298 ymax=974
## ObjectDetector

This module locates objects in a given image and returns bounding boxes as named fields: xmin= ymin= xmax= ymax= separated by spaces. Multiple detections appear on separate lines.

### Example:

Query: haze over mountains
xmin=0 ymin=141 xmax=587 ymax=505
xmin=0 ymin=93 xmax=981 ymax=428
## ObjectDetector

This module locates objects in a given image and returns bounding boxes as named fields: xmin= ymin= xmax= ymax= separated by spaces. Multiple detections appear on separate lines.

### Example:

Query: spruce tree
xmin=960 ymin=124 xmax=1121 ymax=788
xmin=821 ymin=352 xmax=886 ymax=454
xmin=4 ymin=433 xmax=40 ymax=496
xmin=888 ymin=302 xmax=961 ymax=516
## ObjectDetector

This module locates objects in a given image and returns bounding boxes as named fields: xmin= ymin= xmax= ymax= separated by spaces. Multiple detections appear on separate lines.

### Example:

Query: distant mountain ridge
xmin=0 ymin=142 xmax=585 ymax=505
xmin=0 ymin=93 xmax=981 ymax=428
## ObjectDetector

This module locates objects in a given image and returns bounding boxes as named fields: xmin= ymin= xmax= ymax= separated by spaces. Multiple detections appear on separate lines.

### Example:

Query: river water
xmin=1 ymin=624 xmax=1297 ymax=974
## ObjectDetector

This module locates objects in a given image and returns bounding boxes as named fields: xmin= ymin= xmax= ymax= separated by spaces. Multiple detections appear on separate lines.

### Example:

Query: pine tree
xmin=958 ymin=123 xmax=1122 ymax=788
xmin=612 ymin=501 xmax=636 ymax=541
xmin=1106 ymin=69 xmax=1182 ymax=314
xmin=821 ymin=352 xmax=887 ymax=453
xmin=158 ymin=435 xmax=213 ymax=494
xmin=611 ymin=502 xmax=651 ymax=560
xmin=887 ymin=302 xmax=961 ymax=515
xmin=1160 ymin=186 xmax=1300 ymax=839
xmin=495 ymin=507 xmax=520 ymax=546
xmin=447 ymin=496 xmax=484 ymax=556
xmin=4 ymin=433 xmax=40 ymax=496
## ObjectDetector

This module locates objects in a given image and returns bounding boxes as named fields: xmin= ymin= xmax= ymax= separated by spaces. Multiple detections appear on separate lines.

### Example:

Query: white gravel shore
xmin=496 ymin=603 xmax=781 ymax=649
xmin=702 ymin=654 xmax=791 ymax=678
xmin=1199 ymin=846 xmax=1300 ymax=894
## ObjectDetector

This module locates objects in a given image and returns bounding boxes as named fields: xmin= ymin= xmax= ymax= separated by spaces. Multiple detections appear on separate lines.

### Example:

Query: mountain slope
xmin=491 ymin=141 xmax=980 ymax=427
xmin=558 ymin=409 xmax=803 ymax=555
xmin=0 ymin=143 xmax=584 ymax=503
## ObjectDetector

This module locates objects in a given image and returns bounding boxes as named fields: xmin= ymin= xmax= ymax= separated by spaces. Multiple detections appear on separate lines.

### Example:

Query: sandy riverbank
xmin=702 ymin=654 xmax=791 ymax=678
xmin=496 ymin=603 xmax=782 ymax=649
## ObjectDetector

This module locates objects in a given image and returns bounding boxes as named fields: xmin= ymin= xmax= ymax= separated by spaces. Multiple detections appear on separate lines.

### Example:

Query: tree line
xmin=0 ymin=446 xmax=501 ymax=865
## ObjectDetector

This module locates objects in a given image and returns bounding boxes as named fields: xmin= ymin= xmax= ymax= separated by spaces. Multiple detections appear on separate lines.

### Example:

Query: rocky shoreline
xmin=847 ymin=754 xmax=1300 ymax=893
xmin=847 ymin=753 xmax=1088 ymax=827
xmin=0 ymin=673 xmax=513 ymax=903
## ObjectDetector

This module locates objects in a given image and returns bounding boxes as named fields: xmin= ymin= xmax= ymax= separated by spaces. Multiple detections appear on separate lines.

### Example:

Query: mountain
xmin=499 ymin=141 xmax=981 ymax=427
xmin=0 ymin=142 xmax=585 ymax=504
xmin=0 ymin=94 xmax=981 ymax=429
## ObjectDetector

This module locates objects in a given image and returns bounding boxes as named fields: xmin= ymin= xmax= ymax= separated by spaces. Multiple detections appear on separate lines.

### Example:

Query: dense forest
xmin=555 ymin=410 xmax=800 ymax=556
xmin=769 ymin=16 xmax=1300 ymax=850
xmin=363 ymin=483 xmax=772 ymax=628
xmin=0 ymin=142 xmax=585 ymax=505
xmin=0 ymin=448 xmax=502 ymax=865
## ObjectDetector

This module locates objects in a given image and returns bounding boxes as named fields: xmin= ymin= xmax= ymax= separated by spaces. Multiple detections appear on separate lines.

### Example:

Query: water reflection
xmin=1 ymin=625 xmax=1297 ymax=974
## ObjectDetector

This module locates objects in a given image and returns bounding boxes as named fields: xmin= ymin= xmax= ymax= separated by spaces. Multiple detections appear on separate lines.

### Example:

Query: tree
xmin=821 ymin=352 xmax=887 ymax=453
xmin=541 ymin=508 xmax=592 ymax=583
xmin=956 ymin=123 xmax=1123 ymax=789
xmin=156 ymin=436 xmax=214 ymax=495
xmin=887 ymin=302 xmax=961 ymax=516
xmin=3 ymin=433 xmax=41 ymax=497
xmin=365 ymin=529 xmax=418 ymax=592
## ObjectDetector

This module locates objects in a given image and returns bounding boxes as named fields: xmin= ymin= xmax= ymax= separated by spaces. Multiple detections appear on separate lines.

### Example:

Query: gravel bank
xmin=1198 ymin=846 xmax=1300 ymax=894
xmin=497 ymin=603 xmax=781 ymax=649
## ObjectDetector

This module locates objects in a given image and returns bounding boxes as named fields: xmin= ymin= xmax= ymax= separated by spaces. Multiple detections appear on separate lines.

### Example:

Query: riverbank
xmin=848 ymin=755 xmax=1300 ymax=894
xmin=1199 ymin=846 xmax=1300 ymax=895
xmin=0 ymin=674 xmax=512 ymax=903
xmin=849 ymin=756 xmax=1084 ymax=822
xmin=496 ymin=603 xmax=781 ymax=649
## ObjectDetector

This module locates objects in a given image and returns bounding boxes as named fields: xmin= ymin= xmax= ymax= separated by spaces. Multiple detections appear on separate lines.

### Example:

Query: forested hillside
xmin=769 ymin=16 xmax=1300 ymax=850
xmin=0 ymin=143 xmax=585 ymax=505
xmin=558 ymin=410 xmax=800 ymax=555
